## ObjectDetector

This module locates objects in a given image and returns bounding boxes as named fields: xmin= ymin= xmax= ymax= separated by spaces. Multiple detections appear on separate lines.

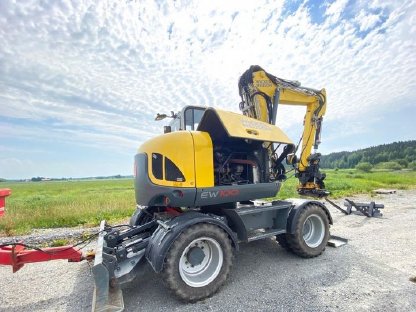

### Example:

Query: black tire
xmin=276 ymin=234 xmax=292 ymax=252
xmin=162 ymin=223 xmax=233 ymax=302
xmin=286 ymin=204 xmax=330 ymax=258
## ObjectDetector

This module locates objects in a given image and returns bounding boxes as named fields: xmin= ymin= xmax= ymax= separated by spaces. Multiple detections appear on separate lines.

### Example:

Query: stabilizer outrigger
xmin=0 ymin=218 xmax=157 ymax=312
xmin=91 ymin=219 xmax=157 ymax=312
xmin=92 ymin=221 xmax=124 ymax=312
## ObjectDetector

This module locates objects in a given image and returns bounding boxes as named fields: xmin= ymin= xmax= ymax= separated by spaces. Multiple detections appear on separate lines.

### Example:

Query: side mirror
xmin=286 ymin=153 xmax=298 ymax=165
xmin=164 ymin=126 xmax=172 ymax=133
xmin=155 ymin=113 xmax=167 ymax=121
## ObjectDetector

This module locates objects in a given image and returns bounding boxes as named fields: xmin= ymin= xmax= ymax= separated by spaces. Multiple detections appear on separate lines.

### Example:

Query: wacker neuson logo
xmin=241 ymin=119 xmax=270 ymax=130
xmin=201 ymin=189 xmax=240 ymax=199
xmin=254 ymin=80 xmax=273 ymax=88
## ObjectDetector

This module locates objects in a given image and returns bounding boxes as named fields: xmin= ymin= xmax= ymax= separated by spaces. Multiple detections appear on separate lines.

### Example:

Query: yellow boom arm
xmin=238 ymin=66 xmax=328 ymax=197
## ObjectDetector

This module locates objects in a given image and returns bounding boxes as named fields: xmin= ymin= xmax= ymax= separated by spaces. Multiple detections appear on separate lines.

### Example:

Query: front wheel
xmin=286 ymin=204 xmax=330 ymax=258
xmin=162 ymin=223 xmax=233 ymax=302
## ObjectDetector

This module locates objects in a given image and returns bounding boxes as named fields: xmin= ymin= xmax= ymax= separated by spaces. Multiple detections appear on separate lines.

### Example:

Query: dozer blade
xmin=92 ymin=221 xmax=124 ymax=312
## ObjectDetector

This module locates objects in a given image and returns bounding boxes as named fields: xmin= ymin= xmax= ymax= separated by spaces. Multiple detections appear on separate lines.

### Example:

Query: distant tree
xmin=409 ymin=161 xmax=416 ymax=171
xmin=348 ymin=153 xmax=362 ymax=167
xmin=321 ymin=140 xmax=416 ymax=169
xmin=376 ymin=161 xmax=402 ymax=171
xmin=397 ymin=159 xmax=408 ymax=168
xmin=31 ymin=177 xmax=43 ymax=182
xmin=355 ymin=162 xmax=373 ymax=172
xmin=374 ymin=153 xmax=388 ymax=164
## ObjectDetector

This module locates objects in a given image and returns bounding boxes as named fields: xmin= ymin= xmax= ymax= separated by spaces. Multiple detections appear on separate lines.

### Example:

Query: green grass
xmin=0 ymin=179 xmax=136 ymax=235
xmin=1 ymin=170 xmax=415 ymax=235
xmin=277 ymin=169 xmax=416 ymax=199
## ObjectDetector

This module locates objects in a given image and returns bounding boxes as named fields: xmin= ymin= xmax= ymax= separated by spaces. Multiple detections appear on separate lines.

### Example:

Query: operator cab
xmin=159 ymin=106 xmax=206 ymax=133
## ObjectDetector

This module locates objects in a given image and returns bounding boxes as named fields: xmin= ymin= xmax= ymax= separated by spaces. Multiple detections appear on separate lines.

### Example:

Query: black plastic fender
xmin=285 ymin=198 xmax=333 ymax=234
xmin=145 ymin=211 xmax=238 ymax=273
xmin=129 ymin=206 xmax=142 ymax=226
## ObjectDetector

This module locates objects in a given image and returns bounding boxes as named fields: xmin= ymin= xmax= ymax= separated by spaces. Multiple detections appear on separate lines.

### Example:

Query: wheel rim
xmin=179 ymin=237 xmax=223 ymax=287
xmin=302 ymin=214 xmax=325 ymax=248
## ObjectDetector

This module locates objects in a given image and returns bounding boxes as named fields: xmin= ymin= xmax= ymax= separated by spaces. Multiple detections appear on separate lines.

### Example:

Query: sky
xmin=0 ymin=0 xmax=415 ymax=179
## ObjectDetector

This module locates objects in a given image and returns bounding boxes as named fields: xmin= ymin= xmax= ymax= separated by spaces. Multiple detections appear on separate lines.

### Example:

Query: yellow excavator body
xmin=138 ymin=107 xmax=294 ymax=190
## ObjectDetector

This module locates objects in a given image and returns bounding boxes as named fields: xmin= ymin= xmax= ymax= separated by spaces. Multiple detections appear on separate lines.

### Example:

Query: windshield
xmin=185 ymin=107 xmax=205 ymax=130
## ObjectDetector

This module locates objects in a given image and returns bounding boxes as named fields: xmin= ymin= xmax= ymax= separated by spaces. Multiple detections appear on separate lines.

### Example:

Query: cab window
xmin=184 ymin=107 xmax=205 ymax=130
xmin=193 ymin=109 xmax=204 ymax=129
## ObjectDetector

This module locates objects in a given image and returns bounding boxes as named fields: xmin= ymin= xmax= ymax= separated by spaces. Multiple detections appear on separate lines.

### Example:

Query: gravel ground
xmin=0 ymin=226 xmax=100 ymax=246
xmin=1 ymin=190 xmax=415 ymax=312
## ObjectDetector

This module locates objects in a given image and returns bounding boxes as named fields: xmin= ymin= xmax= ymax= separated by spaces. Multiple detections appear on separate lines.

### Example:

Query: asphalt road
xmin=1 ymin=190 xmax=415 ymax=312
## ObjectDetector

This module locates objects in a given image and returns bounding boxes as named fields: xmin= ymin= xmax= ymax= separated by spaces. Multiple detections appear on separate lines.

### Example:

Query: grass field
xmin=0 ymin=179 xmax=136 ymax=235
xmin=1 ymin=170 xmax=416 ymax=235
xmin=277 ymin=169 xmax=416 ymax=198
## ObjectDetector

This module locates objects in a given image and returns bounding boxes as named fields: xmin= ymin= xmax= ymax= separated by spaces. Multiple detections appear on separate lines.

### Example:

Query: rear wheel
xmin=286 ymin=204 xmax=330 ymax=258
xmin=162 ymin=223 xmax=233 ymax=302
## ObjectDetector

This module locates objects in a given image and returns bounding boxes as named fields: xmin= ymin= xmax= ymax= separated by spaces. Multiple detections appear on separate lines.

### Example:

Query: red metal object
xmin=166 ymin=206 xmax=182 ymax=216
xmin=0 ymin=188 xmax=11 ymax=217
xmin=0 ymin=244 xmax=83 ymax=272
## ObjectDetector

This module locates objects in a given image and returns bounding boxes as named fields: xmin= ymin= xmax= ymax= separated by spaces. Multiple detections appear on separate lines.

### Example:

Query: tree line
xmin=320 ymin=140 xmax=416 ymax=170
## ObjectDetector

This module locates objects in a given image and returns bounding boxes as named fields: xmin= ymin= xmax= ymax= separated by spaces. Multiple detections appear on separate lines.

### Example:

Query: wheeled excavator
xmin=89 ymin=65 xmax=332 ymax=310
xmin=0 ymin=66 xmax=333 ymax=312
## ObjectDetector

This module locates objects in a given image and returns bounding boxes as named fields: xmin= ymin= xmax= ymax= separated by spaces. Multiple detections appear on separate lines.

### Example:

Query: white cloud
xmin=354 ymin=9 xmax=381 ymax=32
xmin=325 ymin=0 xmax=350 ymax=23
xmin=0 ymin=0 xmax=415 ymax=178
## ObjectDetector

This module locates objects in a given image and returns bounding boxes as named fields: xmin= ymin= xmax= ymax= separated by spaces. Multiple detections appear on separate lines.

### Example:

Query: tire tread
xmin=285 ymin=204 xmax=330 ymax=258
xmin=162 ymin=223 xmax=233 ymax=302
